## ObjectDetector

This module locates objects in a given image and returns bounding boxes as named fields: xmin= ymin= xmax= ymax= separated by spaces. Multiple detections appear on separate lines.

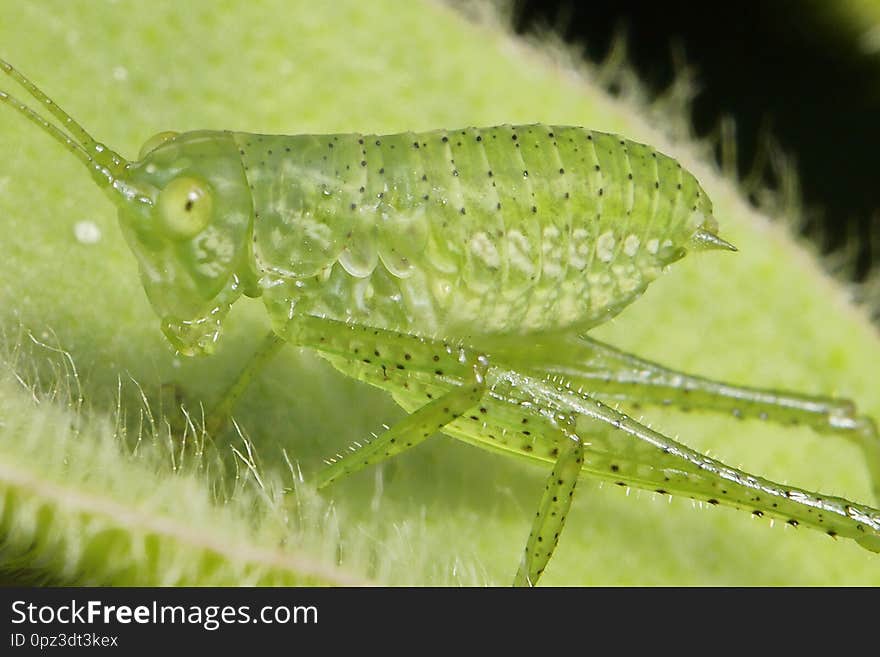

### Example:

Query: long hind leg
xmin=493 ymin=368 xmax=880 ymax=555
xmin=485 ymin=332 xmax=880 ymax=501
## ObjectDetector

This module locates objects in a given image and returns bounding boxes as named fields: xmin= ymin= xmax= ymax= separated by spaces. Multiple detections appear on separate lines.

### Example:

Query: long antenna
xmin=0 ymin=89 xmax=95 ymax=170
xmin=0 ymin=57 xmax=127 ymax=185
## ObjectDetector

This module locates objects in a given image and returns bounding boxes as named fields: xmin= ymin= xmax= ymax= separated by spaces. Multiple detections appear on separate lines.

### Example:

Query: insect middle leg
xmin=315 ymin=357 xmax=488 ymax=489
xmin=279 ymin=315 xmax=592 ymax=585
xmin=513 ymin=416 xmax=584 ymax=587
xmin=485 ymin=332 xmax=880 ymax=501
xmin=275 ymin=315 xmax=491 ymax=486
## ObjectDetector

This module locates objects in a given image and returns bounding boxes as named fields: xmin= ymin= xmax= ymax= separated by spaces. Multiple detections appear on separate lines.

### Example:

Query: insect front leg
xmin=204 ymin=331 xmax=287 ymax=435
xmin=513 ymin=416 xmax=584 ymax=587
xmin=488 ymin=332 xmax=880 ymax=502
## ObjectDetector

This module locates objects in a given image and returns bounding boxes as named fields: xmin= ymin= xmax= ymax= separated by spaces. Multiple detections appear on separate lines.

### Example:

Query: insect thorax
xmin=234 ymin=125 xmax=710 ymax=337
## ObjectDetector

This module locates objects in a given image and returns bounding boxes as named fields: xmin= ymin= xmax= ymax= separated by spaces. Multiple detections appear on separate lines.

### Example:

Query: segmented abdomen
xmin=234 ymin=125 xmax=712 ymax=336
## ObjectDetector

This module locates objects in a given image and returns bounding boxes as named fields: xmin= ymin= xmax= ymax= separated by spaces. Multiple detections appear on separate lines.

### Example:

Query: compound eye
xmin=157 ymin=176 xmax=213 ymax=240
xmin=138 ymin=130 xmax=179 ymax=159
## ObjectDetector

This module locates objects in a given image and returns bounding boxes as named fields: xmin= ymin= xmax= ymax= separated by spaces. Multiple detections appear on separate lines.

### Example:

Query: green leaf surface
xmin=0 ymin=0 xmax=878 ymax=585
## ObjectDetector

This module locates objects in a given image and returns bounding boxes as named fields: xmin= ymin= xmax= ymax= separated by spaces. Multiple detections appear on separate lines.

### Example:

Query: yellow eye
xmin=157 ymin=176 xmax=213 ymax=240
xmin=138 ymin=131 xmax=179 ymax=159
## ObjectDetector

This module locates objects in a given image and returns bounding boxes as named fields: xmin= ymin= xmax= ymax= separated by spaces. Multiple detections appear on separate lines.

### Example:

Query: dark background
xmin=515 ymin=0 xmax=880 ymax=279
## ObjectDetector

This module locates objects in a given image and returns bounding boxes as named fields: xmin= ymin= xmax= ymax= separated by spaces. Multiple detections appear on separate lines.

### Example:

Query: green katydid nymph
xmin=2 ymin=57 xmax=879 ymax=586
